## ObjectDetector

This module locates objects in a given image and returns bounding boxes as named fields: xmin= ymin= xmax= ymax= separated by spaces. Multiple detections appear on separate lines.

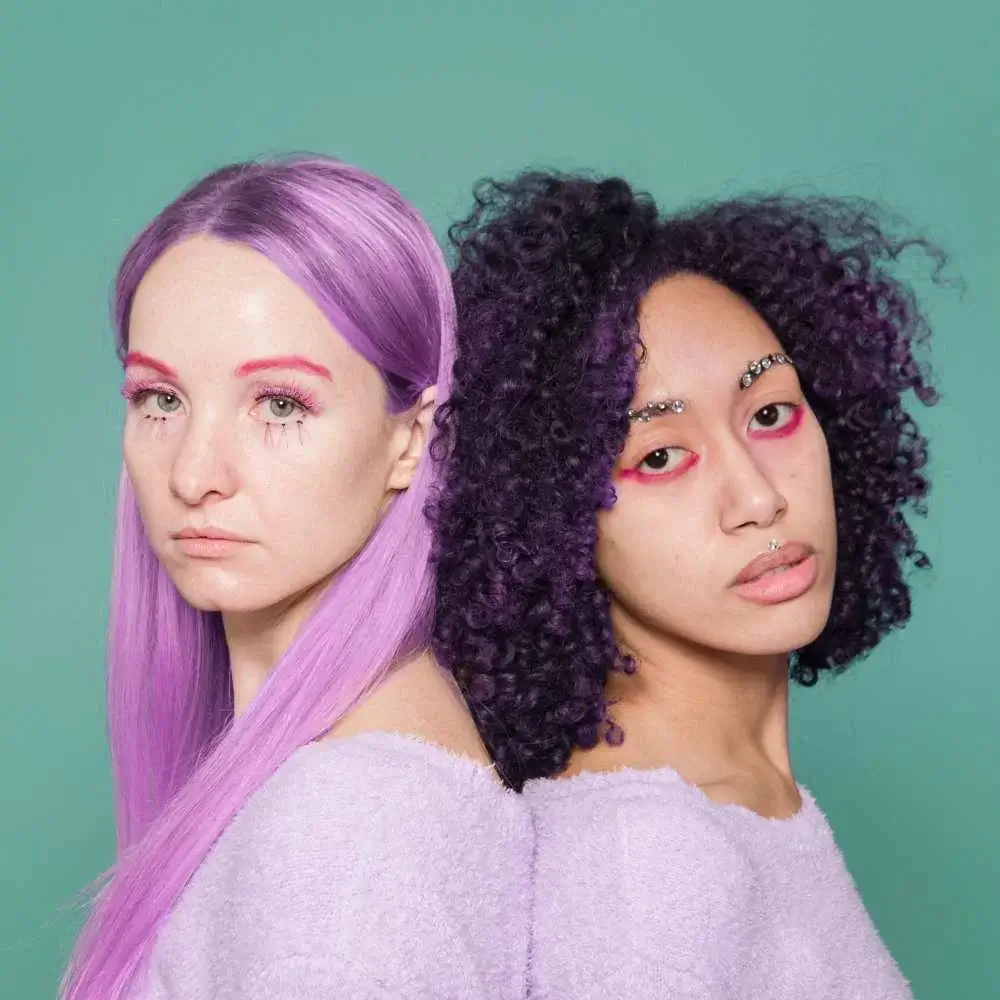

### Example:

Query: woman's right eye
xmin=151 ymin=392 xmax=182 ymax=413
xmin=637 ymin=446 xmax=686 ymax=475
xmin=124 ymin=386 xmax=183 ymax=415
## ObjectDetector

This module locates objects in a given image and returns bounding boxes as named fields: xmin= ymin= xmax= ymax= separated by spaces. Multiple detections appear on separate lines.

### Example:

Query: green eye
xmin=268 ymin=397 xmax=300 ymax=418
xmin=156 ymin=393 xmax=181 ymax=413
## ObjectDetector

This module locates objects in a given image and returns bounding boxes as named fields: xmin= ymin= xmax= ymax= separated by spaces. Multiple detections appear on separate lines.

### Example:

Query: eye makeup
xmin=618 ymin=450 xmax=700 ymax=485
xmin=252 ymin=381 xmax=324 ymax=416
xmin=627 ymin=398 xmax=687 ymax=423
xmin=738 ymin=352 xmax=794 ymax=390
xmin=121 ymin=376 xmax=178 ymax=405
xmin=748 ymin=402 xmax=804 ymax=439
xmin=235 ymin=355 xmax=333 ymax=380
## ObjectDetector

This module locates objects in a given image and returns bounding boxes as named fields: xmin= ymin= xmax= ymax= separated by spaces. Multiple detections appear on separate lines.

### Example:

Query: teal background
xmin=2 ymin=1 xmax=996 ymax=997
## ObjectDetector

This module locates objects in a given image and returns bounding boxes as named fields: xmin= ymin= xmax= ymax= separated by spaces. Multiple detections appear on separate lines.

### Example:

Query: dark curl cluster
xmin=430 ymin=171 xmax=944 ymax=790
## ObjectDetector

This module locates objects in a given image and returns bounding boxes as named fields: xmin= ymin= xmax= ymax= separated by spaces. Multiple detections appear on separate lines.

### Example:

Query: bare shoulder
xmin=326 ymin=651 xmax=494 ymax=769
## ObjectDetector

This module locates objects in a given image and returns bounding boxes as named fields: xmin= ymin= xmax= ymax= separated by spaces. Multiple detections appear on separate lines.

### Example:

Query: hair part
xmin=431 ymin=172 xmax=944 ymax=790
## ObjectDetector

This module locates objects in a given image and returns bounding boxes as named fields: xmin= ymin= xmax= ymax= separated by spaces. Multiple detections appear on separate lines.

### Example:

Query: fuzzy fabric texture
xmin=524 ymin=768 xmax=912 ymax=1000
xmin=134 ymin=732 xmax=532 ymax=1000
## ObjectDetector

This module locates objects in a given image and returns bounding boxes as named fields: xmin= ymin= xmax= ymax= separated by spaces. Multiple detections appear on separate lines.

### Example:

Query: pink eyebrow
xmin=123 ymin=351 xmax=178 ymax=378
xmin=234 ymin=355 xmax=332 ymax=380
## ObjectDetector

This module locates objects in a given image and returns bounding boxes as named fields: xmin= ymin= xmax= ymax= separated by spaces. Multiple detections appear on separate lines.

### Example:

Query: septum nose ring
xmin=767 ymin=539 xmax=782 ymax=552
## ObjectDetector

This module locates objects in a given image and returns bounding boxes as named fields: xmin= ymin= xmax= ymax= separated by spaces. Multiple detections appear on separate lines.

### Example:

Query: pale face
xmin=123 ymin=236 xmax=425 ymax=617
xmin=597 ymin=274 xmax=838 ymax=658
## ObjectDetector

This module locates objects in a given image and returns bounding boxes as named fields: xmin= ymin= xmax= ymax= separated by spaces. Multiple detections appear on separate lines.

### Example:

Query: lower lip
xmin=175 ymin=537 xmax=251 ymax=558
xmin=732 ymin=553 xmax=819 ymax=605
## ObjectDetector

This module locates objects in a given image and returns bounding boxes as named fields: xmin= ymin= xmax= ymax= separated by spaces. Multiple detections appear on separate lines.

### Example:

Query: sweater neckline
xmin=524 ymin=764 xmax=831 ymax=850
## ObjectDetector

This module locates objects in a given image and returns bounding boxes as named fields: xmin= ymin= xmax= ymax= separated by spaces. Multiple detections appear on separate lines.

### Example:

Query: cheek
xmin=123 ymin=423 xmax=174 ymax=524
xmin=596 ymin=496 xmax=710 ymax=613
xmin=252 ymin=419 xmax=393 ymax=562
xmin=771 ymin=425 xmax=835 ymax=518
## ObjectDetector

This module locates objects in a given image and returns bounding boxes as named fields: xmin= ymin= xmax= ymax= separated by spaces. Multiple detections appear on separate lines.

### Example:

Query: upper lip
xmin=173 ymin=527 xmax=250 ymax=542
xmin=731 ymin=541 xmax=814 ymax=586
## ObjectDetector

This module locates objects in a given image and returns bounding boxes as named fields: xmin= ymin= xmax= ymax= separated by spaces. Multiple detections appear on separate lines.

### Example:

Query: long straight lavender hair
xmin=62 ymin=155 xmax=457 ymax=1000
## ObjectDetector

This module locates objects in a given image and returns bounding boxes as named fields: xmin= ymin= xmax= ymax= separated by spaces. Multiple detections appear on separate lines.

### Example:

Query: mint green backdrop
xmin=2 ymin=2 xmax=995 ymax=997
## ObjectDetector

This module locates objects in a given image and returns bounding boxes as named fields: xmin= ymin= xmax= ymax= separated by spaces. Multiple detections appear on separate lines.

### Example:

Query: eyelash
xmin=252 ymin=383 xmax=321 ymax=422
xmin=620 ymin=450 xmax=699 ymax=484
xmin=747 ymin=401 xmax=803 ymax=438
xmin=620 ymin=401 xmax=803 ymax=483
xmin=120 ymin=380 xmax=322 ymax=420
xmin=121 ymin=378 xmax=177 ymax=408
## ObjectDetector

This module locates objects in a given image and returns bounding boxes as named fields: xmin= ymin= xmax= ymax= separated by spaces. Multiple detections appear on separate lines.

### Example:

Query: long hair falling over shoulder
xmin=63 ymin=156 xmax=456 ymax=1000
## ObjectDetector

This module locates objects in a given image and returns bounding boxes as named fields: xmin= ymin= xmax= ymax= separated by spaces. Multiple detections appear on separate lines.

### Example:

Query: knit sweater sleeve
xmin=139 ymin=733 xmax=532 ymax=1000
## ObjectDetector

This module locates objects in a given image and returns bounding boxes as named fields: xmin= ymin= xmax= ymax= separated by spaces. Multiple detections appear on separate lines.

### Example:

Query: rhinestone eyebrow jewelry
xmin=627 ymin=398 xmax=686 ymax=423
xmin=738 ymin=352 xmax=793 ymax=390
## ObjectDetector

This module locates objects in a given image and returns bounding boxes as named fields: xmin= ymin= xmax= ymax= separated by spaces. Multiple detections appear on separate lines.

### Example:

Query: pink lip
xmin=731 ymin=543 xmax=819 ymax=606
xmin=174 ymin=527 xmax=248 ymax=541
xmin=172 ymin=527 xmax=253 ymax=559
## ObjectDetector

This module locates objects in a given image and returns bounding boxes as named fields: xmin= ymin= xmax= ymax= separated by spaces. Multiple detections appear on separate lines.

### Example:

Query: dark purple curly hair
xmin=430 ymin=171 xmax=943 ymax=790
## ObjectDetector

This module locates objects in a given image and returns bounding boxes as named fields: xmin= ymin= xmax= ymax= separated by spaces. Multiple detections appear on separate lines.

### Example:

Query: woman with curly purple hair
xmin=431 ymin=172 xmax=941 ymax=998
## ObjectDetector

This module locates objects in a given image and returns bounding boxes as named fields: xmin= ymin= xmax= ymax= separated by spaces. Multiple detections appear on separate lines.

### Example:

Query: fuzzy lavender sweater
xmin=135 ymin=731 xmax=532 ymax=1000
xmin=524 ymin=766 xmax=912 ymax=1000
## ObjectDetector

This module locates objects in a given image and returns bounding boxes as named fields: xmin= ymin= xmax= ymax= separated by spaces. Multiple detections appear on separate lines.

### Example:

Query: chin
xmin=169 ymin=568 xmax=282 ymax=616
xmin=725 ymin=597 xmax=832 ymax=657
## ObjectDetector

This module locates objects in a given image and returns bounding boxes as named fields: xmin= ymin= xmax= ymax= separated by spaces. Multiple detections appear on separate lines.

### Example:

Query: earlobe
xmin=386 ymin=385 xmax=437 ymax=492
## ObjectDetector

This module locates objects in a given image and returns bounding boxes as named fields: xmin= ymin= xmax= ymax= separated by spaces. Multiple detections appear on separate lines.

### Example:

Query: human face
xmin=596 ymin=274 xmax=837 ymax=657
xmin=123 ymin=236 xmax=424 ymax=617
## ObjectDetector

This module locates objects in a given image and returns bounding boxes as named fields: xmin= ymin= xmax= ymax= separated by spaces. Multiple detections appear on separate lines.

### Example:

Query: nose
xmin=717 ymin=438 xmax=787 ymax=535
xmin=169 ymin=412 xmax=239 ymax=507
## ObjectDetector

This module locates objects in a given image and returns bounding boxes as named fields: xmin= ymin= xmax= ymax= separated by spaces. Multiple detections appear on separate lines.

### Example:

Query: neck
xmin=222 ymin=578 xmax=329 ymax=714
xmin=599 ymin=604 xmax=793 ymax=781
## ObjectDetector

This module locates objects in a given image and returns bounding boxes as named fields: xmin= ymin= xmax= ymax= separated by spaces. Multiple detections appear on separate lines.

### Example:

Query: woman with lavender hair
xmin=61 ymin=155 xmax=531 ymax=1000
xmin=431 ymin=172 xmax=942 ymax=998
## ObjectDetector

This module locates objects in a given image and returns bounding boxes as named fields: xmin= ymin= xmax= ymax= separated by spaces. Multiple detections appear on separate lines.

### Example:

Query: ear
xmin=386 ymin=385 xmax=437 ymax=492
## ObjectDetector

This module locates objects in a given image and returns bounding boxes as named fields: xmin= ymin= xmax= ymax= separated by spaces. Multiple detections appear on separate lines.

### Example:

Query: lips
xmin=173 ymin=527 xmax=250 ymax=542
xmin=731 ymin=541 xmax=814 ymax=586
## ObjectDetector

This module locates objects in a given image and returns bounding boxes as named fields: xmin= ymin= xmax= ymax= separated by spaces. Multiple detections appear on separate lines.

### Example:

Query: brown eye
xmin=754 ymin=404 xmax=780 ymax=427
xmin=642 ymin=448 xmax=672 ymax=470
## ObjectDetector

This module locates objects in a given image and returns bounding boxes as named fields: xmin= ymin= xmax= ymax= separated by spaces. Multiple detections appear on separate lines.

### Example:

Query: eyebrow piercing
xmin=627 ymin=398 xmax=687 ymax=423
xmin=739 ymin=353 xmax=793 ymax=390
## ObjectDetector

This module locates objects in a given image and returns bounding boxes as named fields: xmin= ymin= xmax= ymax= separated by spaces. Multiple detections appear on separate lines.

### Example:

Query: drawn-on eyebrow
xmin=234 ymin=355 xmax=333 ymax=380
xmin=123 ymin=352 xmax=178 ymax=378
xmin=627 ymin=398 xmax=687 ymax=423
xmin=738 ymin=352 xmax=794 ymax=390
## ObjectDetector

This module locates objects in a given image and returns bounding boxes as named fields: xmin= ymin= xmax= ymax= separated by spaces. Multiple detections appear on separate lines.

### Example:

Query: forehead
xmin=635 ymin=273 xmax=784 ymax=398
xmin=127 ymin=236 xmax=337 ymax=362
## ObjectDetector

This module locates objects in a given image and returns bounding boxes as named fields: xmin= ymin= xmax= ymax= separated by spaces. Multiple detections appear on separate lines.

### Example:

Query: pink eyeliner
xmin=618 ymin=452 xmax=700 ymax=484
xmin=752 ymin=404 xmax=804 ymax=440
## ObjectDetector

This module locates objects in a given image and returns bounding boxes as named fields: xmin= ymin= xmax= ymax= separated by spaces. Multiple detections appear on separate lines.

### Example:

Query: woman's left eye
xmin=749 ymin=402 xmax=798 ymax=433
xmin=266 ymin=396 xmax=301 ymax=419
xmin=255 ymin=394 xmax=305 ymax=421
